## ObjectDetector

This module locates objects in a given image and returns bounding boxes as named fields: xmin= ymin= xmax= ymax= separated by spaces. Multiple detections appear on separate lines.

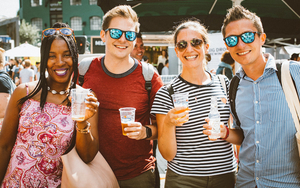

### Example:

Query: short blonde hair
xmin=102 ymin=5 xmax=140 ymax=33
xmin=24 ymin=59 xmax=31 ymax=67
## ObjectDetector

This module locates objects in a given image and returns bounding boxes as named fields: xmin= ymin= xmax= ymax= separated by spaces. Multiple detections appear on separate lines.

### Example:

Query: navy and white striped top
xmin=151 ymin=73 xmax=237 ymax=176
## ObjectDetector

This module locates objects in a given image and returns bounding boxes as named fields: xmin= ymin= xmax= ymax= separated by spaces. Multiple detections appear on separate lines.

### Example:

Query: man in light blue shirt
xmin=204 ymin=5 xmax=300 ymax=188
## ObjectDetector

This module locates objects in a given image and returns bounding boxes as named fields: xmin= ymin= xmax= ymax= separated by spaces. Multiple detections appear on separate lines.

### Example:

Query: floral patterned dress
xmin=1 ymin=99 xmax=74 ymax=188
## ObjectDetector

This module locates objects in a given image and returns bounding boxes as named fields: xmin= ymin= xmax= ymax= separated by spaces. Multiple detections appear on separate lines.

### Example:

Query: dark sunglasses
xmin=42 ymin=28 xmax=76 ymax=41
xmin=224 ymin=31 xmax=261 ymax=47
xmin=176 ymin=38 xmax=204 ymax=52
xmin=105 ymin=28 xmax=137 ymax=41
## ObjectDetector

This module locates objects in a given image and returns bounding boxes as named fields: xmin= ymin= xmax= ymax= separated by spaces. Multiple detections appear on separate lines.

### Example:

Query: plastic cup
xmin=172 ymin=92 xmax=189 ymax=122
xmin=71 ymin=88 xmax=90 ymax=121
xmin=172 ymin=92 xmax=189 ymax=109
xmin=119 ymin=107 xmax=136 ymax=136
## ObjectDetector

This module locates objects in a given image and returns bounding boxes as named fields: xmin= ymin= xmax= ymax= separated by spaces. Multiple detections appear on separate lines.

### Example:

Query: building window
xmin=89 ymin=0 xmax=97 ymax=5
xmin=70 ymin=0 xmax=81 ymax=5
xmin=71 ymin=17 xmax=82 ymax=31
xmin=31 ymin=18 xmax=43 ymax=31
xmin=31 ymin=0 xmax=42 ymax=7
xmin=90 ymin=16 xmax=101 ymax=30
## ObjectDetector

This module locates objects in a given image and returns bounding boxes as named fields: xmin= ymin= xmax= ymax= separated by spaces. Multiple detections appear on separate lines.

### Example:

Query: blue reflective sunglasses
xmin=105 ymin=28 xmax=137 ymax=41
xmin=224 ymin=31 xmax=261 ymax=47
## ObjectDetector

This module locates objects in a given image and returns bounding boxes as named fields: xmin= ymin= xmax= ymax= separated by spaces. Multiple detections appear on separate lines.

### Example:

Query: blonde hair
xmin=102 ymin=5 xmax=140 ymax=32
xmin=24 ymin=59 xmax=32 ymax=67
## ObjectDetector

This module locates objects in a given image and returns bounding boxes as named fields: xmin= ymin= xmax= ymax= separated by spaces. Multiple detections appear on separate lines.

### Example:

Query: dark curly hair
xmin=19 ymin=22 xmax=79 ymax=109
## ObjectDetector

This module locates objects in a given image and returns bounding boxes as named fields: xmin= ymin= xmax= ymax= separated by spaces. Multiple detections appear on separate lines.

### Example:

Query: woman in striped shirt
xmin=151 ymin=20 xmax=237 ymax=188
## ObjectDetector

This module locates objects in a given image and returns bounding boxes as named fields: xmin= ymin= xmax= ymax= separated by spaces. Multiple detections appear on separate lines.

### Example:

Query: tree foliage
xmin=19 ymin=19 xmax=39 ymax=45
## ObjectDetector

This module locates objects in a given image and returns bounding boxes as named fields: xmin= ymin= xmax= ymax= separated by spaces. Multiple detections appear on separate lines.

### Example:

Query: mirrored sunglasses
xmin=42 ymin=28 xmax=76 ymax=41
xmin=105 ymin=28 xmax=137 ymax=41
xmin=224 ymin=31 xmax=261 ymax=47
xmin=176 ymin=38 xmax=203 ymax=52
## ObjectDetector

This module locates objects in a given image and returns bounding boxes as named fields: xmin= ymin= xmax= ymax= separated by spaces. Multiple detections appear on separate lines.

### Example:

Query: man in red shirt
xmin=82 ymin=5 xmax=163 ymax=188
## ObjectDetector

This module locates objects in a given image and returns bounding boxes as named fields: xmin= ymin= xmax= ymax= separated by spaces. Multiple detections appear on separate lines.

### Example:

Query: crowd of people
xmin=0 ymin=4 xmax=299 ymax=188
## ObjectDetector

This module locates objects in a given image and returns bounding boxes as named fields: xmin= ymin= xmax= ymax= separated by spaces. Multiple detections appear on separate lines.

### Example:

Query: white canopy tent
xmin=5 ymin=42 xmax=40 ymax=57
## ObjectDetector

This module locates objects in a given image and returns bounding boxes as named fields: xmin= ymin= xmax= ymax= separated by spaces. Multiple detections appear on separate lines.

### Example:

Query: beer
xmin=72 ymin=115 xmax=85 ymax=121
xmin=121 ymin=123 xmax=133 ymax=136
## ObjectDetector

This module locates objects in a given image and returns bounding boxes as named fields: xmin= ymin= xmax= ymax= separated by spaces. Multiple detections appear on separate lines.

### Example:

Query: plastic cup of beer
xmin=119 ymin=107 xmax=136 ymax=136
xmin=172 ymin=92 xmax=189 ymax=122
xmin=71 ymin=88 xmax=90 ymax=121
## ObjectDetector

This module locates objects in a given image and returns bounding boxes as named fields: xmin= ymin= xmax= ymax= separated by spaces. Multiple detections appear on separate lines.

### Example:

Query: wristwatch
xmin=144 ymin=126 xmax=152 ymax=139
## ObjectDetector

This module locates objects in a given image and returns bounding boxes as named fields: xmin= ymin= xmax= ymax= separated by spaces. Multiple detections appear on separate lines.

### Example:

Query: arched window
xmin=89 ymin=0 xmax=97 ymax=5
xmin=90 ymin=16 xmax=101 ymax=30
xmin=31 ymin=18 xmax=43 ymax=31
xmin=71 ymin=17 xmax=82 ymax=31
xmin=31 ymin=0 xmax=42 ymax=7
xmin=70 ymin=0 xmax=81 ymax=5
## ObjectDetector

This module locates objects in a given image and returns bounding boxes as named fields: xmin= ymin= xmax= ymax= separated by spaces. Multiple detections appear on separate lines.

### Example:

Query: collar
xmin=236 ymin=53 xmax=276 ymax=79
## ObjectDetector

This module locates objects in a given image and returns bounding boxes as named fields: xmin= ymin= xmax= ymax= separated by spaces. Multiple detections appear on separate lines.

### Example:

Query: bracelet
xmin=76 ymin=121 xmax=91 ymax=134
xmin=219 ymin=126 xmax=229 ymax=140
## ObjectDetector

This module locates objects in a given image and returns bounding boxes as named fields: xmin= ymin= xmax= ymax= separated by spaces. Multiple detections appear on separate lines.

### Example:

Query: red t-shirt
xmin=82 ymin=56 xmax=163 ymax=180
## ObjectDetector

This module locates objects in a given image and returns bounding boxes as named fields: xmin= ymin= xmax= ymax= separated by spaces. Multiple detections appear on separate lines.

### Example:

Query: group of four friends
xmin=0 ymin=3 xmax=300 ymax=188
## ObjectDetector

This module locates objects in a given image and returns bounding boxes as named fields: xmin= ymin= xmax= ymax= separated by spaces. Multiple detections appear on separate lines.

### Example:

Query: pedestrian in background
xmin=19 ymin=59 xmax=34 ymax=84
xmin=0 ymin=48 xmax=15 ymax=131
xmin=216 ymin=50 xmax=235 ymax=80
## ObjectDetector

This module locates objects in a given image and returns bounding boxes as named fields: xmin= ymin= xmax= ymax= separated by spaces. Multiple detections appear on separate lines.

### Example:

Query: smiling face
xmin=224 ymin=19 xmax=266 ymax=68
xmin=47 ymin=38 xmax=73 ymax=85
xmin=175 ymin=28 xmax=209 ymax=70
xmin=100 ymin=16 xmax=136 ymax=60
xmin=130 ymin=37 xmax=144 ymax=61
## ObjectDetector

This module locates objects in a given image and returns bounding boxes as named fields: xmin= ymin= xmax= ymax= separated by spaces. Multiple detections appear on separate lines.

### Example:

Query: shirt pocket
xmin=267 ymin=92 xmax=290 ymax=122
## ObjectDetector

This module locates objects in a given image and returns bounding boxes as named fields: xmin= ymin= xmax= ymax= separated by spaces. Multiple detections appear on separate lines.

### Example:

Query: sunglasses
xmin=42 ymin=28 xmax=76 ymax=41
xmin=224 ymin=31 xmax=261 ymax=47
xmin=105 ymin=28 xmax=137 ymax=41
xmin=176 ymin=38 xmax=204 ymax=52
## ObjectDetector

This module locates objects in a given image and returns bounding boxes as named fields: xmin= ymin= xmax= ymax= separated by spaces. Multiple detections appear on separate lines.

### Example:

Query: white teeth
xmin=186 ymin=55 xmax=197 ymax=59
xmin=238 ymin=51 xmax=250 ymax=55
xmin=116 ymin=45 xmax=126 ymax=49
xmin=56 ymin=70 xmax=66 ymax=74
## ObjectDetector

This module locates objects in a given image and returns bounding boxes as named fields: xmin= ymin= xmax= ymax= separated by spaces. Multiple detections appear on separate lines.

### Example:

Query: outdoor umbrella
xmin=5 ymin=42 xmax=40 ymax=57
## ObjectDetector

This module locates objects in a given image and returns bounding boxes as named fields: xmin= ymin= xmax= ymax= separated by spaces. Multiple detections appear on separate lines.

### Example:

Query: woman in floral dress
xmin=0 ymin=22 xmax=100 ymax=187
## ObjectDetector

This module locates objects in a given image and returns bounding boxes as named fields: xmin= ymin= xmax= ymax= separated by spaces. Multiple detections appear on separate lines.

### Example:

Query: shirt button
xmin=254 ymin=82 xmax=257 ymax=84
xmin=256 ymin=141 xmax=259 ymax=144
xmin=255 ymin=101 xmax=258 ymax=104
xmin=256 ymin=160 xmax=259 ymax=163
xmin=256 ymin=121 xmax=259 ymax=124
xmin=256 ymin=177 xmax=259 ymax=180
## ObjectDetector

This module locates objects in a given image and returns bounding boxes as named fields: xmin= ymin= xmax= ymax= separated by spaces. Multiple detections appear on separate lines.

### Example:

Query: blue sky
xmin=0 ymin=0 xmax=19 ymax=18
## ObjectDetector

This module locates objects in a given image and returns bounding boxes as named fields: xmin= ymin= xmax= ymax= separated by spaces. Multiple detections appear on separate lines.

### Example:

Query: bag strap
xmin=141 ymin=61 xmax=154 ymax=97
xmin=217 ymin=74 xmax=227 ymax=94
xmin=281 ymin=61 xmax=300 ymax=133
xmin=229 ymin=75 xmax=241 ymax=126
xmin=78 ymin=57 xmax=96 ymax=86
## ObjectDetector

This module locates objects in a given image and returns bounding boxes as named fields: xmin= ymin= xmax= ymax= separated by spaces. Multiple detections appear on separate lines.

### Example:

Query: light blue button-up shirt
xmin=233 ymin=54 xmax=300 ymax=188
